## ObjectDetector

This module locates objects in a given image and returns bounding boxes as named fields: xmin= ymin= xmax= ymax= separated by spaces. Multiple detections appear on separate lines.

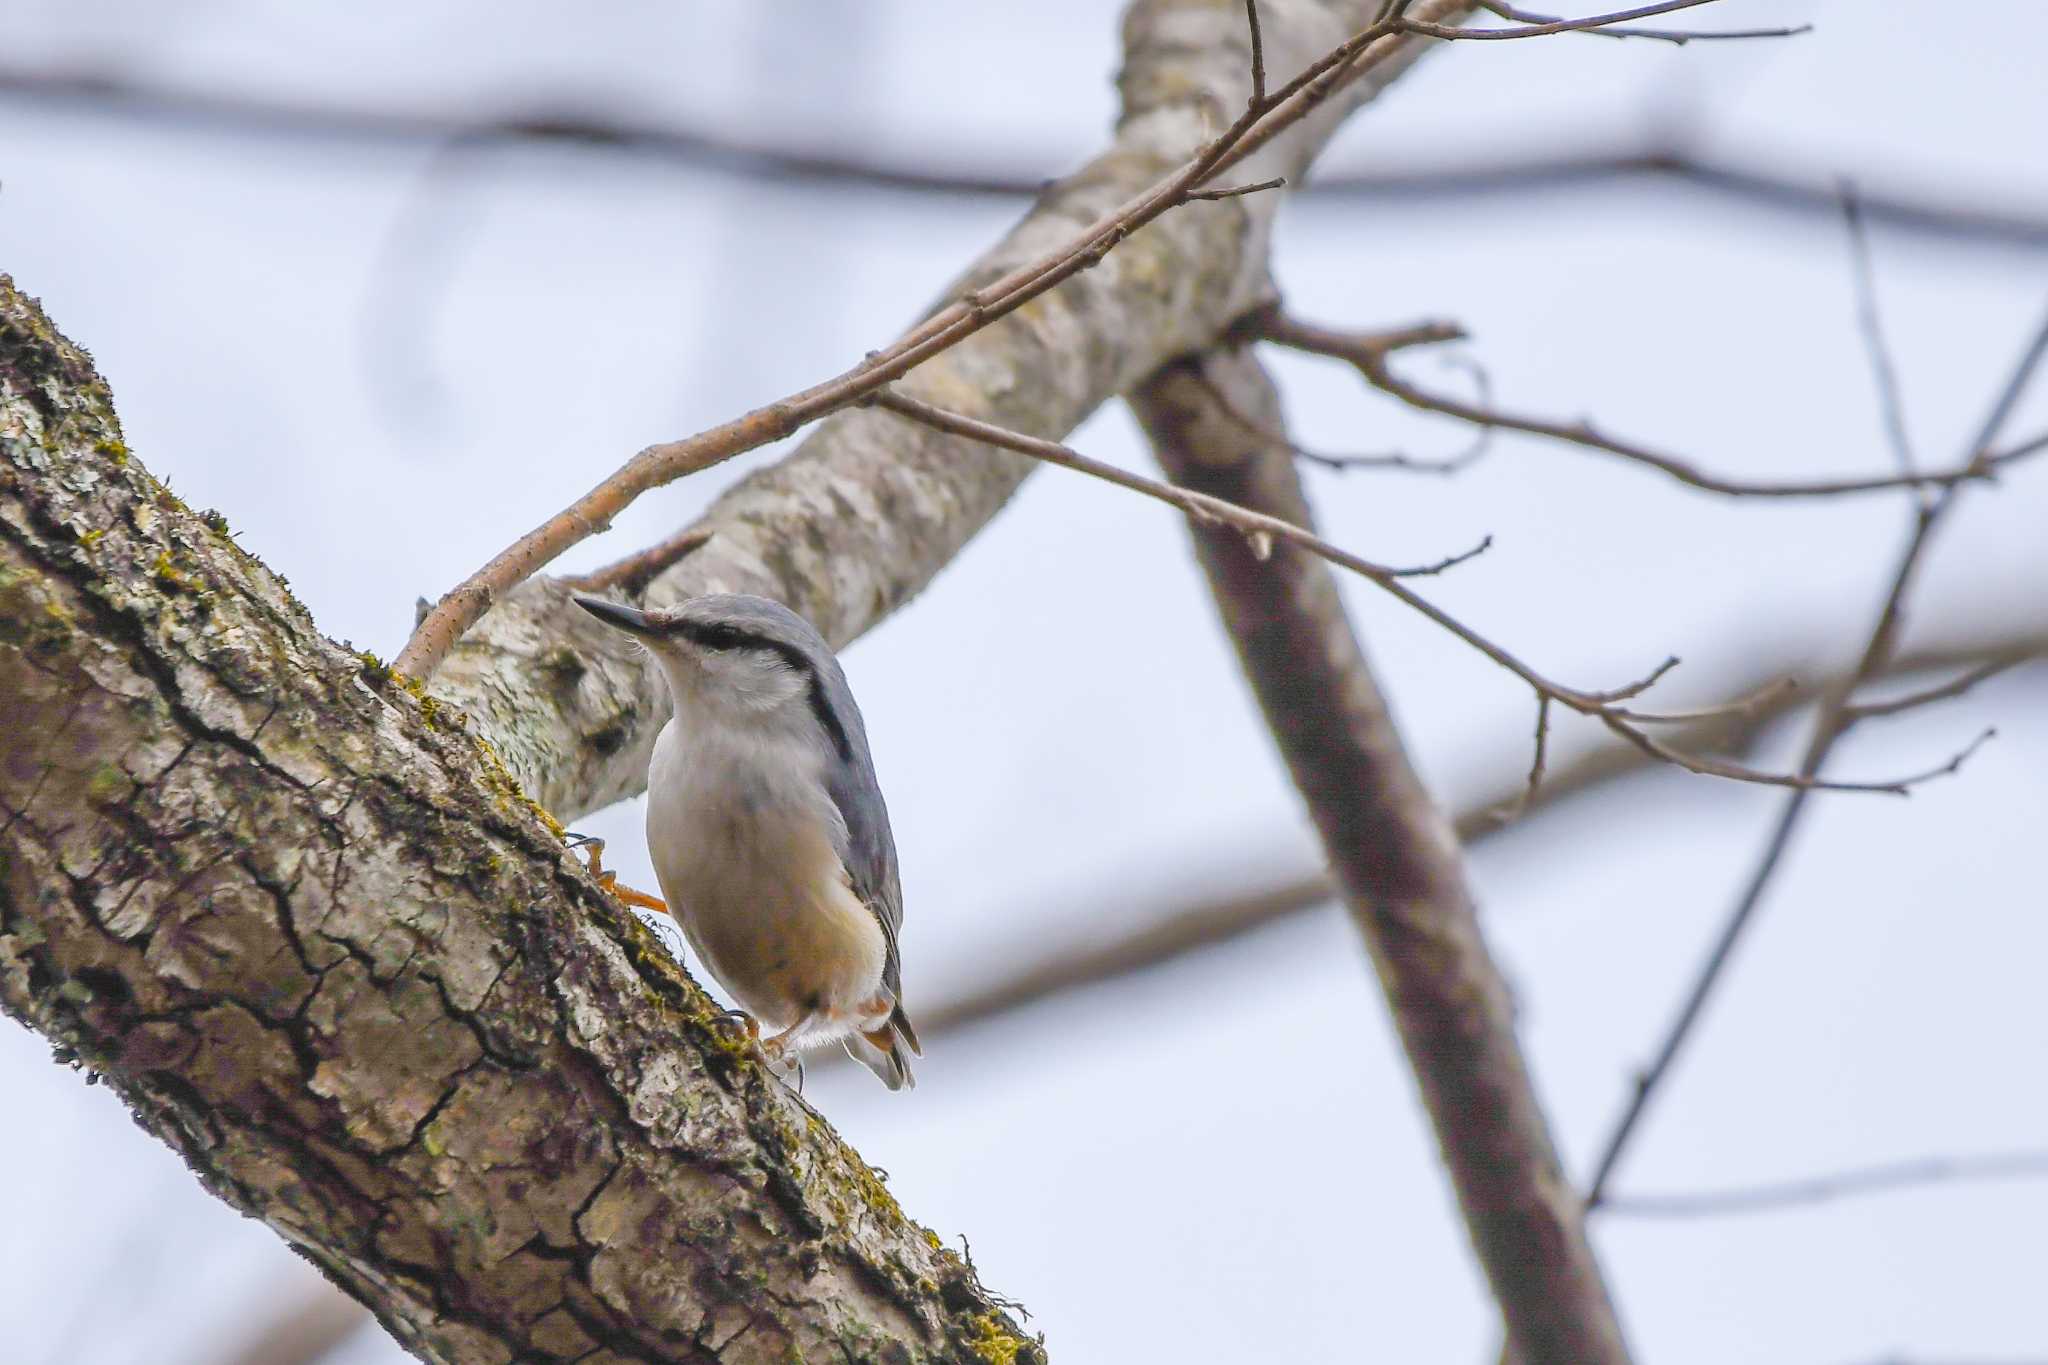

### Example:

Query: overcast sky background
xmin=3 ymin=3 xmax=2046 ymax=1363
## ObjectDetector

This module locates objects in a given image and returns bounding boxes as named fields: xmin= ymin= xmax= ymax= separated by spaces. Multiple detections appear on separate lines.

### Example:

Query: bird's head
xmin=574 ymin=592 xmax=840 ymax=726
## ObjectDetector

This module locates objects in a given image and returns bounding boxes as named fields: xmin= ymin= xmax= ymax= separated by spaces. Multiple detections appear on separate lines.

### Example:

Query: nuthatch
xmin=574 ymin=591 xmax=920 ymax=1089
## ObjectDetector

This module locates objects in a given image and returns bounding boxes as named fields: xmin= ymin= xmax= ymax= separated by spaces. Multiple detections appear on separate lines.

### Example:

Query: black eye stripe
xmin=672 ymin=618 xmax=855 ymax=762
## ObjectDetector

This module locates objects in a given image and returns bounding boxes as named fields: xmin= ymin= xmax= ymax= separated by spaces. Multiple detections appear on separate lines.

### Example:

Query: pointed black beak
xmin=574 ymin=594 xmax=658 ymax=636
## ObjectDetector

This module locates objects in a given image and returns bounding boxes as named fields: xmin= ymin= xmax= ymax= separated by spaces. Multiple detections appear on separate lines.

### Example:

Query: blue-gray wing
xmin=813 ymin=659 xmax=907 ymax=1004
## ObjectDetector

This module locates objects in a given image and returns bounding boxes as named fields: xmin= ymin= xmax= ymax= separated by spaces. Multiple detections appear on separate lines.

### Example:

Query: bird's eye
xmin=691 ymin=624 xmax=748 ymax=652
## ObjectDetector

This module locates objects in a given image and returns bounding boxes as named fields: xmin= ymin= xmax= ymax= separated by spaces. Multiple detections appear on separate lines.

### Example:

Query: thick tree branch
xmin=0 ymin=279 xmax=1037 ymax=1364
xmin=427 ymin=0 xmax=1478 ymax=823
xmin=1129 ymin=347 xmax=1631 ymax=1364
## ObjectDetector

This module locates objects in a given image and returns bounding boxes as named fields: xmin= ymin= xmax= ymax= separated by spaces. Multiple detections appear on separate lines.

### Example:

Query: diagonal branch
xmin=396 ymin=0 xmax=1490 ymax=680
xmin=1129 ymin=346 xmax=1633 ymax=1364
xmin=425 ymin=0 xmax=1482 ymax=824
xmin=878 ymin=389 xmax=1985 ymax=797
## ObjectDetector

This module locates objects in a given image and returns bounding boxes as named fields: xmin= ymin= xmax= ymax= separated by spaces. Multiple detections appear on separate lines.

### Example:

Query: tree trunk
xmin=1130 ymin=348 xmax=1633 ymax=1365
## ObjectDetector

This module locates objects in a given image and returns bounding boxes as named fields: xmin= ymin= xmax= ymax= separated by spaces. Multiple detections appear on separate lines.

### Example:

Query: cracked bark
xmin=0 ymin=279 xmax=1037 ymax=1364
xmin=433 ymin=0 xmax=1475 ymax=824
xmin=1128 ymin=348 xmax=1633 ymax=1364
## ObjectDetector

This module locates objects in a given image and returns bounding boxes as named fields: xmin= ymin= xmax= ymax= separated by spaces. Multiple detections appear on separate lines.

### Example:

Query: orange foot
xmin=576 ymin=835 xmax=669 ymax=913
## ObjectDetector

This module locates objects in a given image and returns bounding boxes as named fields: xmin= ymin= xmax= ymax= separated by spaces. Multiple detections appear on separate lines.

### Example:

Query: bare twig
xmin=1512 ymin=696 xmax=1554 ymax=816
xmin=1245 ymin=0 xmax=1269 ymax=107
xmin=1840 ymin=657 xmax=2026 ymax=721
xmin=1194 ymin=358 xmax=1495 ymax=474
xmin=1400 ymin=0 xmax=1727 ymax=41
xmin=874 ymin=390 xmax=1492 ymax=580
xmin=914 ymin=630 xmax=2048 ymax=1042
xmin=1476 ymin=1 xmax=1808 ymax=42
xmin=395 ymin=2 xmax=1481 ymax=676
xmin=1258 ymin=310 xmax=2046 ymax=497
xmin=1602 ymin=1150 xmax=2048 ymax=1220
xmin=558 ymin=527 xmax=713 ymax=595
xmin=1843 ymin=184 xmax=1922 ymax=489
xmin=1583 ymin=299 xmax=2048 ymax=1210
xmin=1186 ymin=175 xmax=1288 ymax=201
xmin=880 ymin=389 xmax=1989 ymax=797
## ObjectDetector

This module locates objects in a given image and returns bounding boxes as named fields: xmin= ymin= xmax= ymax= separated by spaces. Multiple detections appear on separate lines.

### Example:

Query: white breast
xmin=645 ymin=717 xmax=886 ymax=1032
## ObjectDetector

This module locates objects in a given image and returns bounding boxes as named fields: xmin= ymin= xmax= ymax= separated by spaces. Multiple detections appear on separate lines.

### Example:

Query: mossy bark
xmin=0 ymin=276 xmax=1037 ymax=1364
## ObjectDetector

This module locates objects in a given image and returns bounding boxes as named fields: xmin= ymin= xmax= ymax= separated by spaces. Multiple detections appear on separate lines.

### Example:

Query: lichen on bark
xmin=0 ymin=274 xmax=1040 ymax=1364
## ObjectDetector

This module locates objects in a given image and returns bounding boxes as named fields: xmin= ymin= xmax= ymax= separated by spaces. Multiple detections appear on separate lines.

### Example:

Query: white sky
xmin=3 ymin=3 xmax=2045 ymax=1363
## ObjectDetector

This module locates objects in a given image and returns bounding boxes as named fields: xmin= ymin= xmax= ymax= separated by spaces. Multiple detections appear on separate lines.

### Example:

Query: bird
xmin=573 ymin=590 xmax=920 ymax=1089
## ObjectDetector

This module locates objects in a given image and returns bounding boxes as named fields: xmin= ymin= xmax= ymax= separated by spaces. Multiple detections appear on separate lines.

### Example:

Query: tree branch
xmin=875 ymin=386 xmax=1984 ymax=797
xmin=423 ymin=0 xmax=1480 ymax=824
xmin=1583 ymin=298 xmax=2048 ymax=1210
xmin=1601 ymin=1149 xmax=2048 ymax=1220
xmin=1129 ymin=347 xmax=1632 ymax=1364
xmin=0 ymin=279 xmax=1037 ymax=1364
xmin=1257 ymin=310 xmax=2043 ymax=497
xmin=395 ymin=0 xmax=1487 ymax=680
xmin=916 ymin=629 xmax=2045 ymax=1045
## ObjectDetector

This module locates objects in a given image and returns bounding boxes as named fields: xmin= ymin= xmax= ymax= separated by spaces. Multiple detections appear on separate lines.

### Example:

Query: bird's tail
xmin=844 ymin=1004 xmax=922 ymax=1091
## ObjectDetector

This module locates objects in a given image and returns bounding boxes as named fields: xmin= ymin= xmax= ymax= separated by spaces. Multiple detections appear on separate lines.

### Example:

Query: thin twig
xmin=1476 ymin=1 xmax=1808 ymax=42
xmin=558 ymin=527 xmax=713 ymax=595
xmin=1510 ymin=696 xmax=1553 ymax=816
xmin=1583 ymin=300 xmax=2048 ymax=1210
xmin=1186 ymin=176 xmax=1288 ymax=201
xmin=1194 ymin=357 xmax=1495 ymax=474
xmin=1843 ymin=183 xmax=1922 ymax=490
xmin=908 ymin=630 xmax=2048 ymax=1042
xmin=1258 ymin=310 xmax=2047 ymax=497
xmin=395 ymin=2 xmax=1471 ymax=676
xmin=1245 ymin=0 xmax=1268 ymax=108
xmin=1400 ymin=0 xmax=1726 ymax=41
xmin=878 ymin=390 xmax=1988 ymax=797
xmin=1602 ymin=1150 xmax=2048 ymax=1219
xmin=1840 ymin=657 xmax=2026 ymax=721
xmin=873 ymin=391 xmax=1491 ymax=581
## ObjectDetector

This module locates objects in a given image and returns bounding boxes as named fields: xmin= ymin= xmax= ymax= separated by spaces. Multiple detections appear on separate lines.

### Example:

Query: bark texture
xmin=1129 ymin=348 xmax=1633 ymax=1365
xmin=0 ymin=279 xmax=1038 ymax=1364
xmin=435 ymin=0 xmax=1475 ymax=824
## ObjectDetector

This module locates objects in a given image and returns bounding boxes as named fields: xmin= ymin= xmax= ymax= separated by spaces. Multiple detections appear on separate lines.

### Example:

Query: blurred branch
xmin=1130 ymin=346 xmax=1632 ymax=1364
xmin=1601 ymin=1150 xmax=2048 ymax=1220
xmin=1583 ymin=297 xmax=2048 ymax=1209
xmin=920 ymin=627 xmax=2048 ymax=1041
xmin=10 ymin=68 xmax=2048 ymax=246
